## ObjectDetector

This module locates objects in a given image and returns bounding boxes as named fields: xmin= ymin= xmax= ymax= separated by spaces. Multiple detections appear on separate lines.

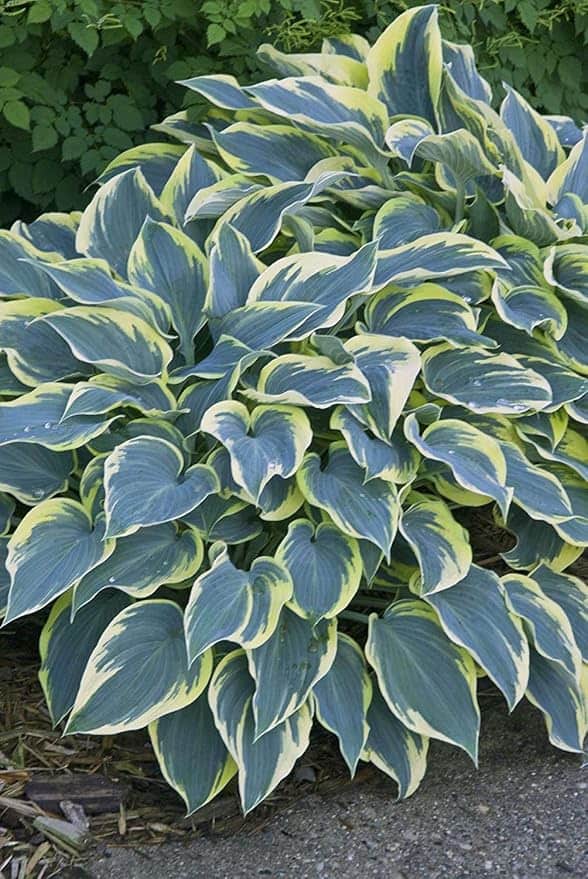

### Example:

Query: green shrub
xmin=1 ymin=1 xmax=587 ymax=225
xmin=1 ymin=4 xmax=587 ymax=814
xmin=0 ymin=0 xmax=361 ymax=224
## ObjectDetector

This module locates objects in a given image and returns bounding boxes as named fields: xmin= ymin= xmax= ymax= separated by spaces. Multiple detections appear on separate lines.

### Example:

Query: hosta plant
xmin=1 ymin=4 xmax=587 ymax=815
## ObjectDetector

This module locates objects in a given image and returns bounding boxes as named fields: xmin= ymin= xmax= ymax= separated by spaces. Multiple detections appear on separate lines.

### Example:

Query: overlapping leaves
xmin=1 ymin=4 xmax=586 ymax=817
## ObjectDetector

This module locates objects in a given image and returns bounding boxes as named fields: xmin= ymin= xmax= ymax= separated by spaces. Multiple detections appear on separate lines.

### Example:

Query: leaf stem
xmin=351 ymin=595 xmax=391 ymax=608
xmin=454 ymin=181 xmax=466 ymax=224
xmin=340 ymin=610 xmax=371 ymax=624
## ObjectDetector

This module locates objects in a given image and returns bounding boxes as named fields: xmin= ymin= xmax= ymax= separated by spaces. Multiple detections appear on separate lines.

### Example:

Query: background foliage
xmin=0 ymin=0 xmax=587 ymax=225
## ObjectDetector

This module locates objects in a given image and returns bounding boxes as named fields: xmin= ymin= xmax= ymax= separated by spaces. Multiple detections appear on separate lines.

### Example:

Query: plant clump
xmin=0 ymin=4 xmax=587 ymax=815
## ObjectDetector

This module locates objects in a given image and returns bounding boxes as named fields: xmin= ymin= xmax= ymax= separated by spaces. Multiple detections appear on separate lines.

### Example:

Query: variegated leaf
xmin=184 ymin=546 xmax=292 ymax=663
xmin=501 ymin=506 xmax=583 ymax=572
xmin=422 ymin=344 xmax=552 ymax=414
xmin=345 ymin=334 xmax=421 ymax=441
xmin=76 ymin=169 xmax=166 ymax=278
xmin=531 ymin=564 xmax=588 ymax=661
xmin=525 ymin=649 xmax=586 ymax=753
xmin=374 ymin=233 xmax=506 ymax=289
xmin=0 ymin=443 xmax=74 ymax=504
xmin=11 ymin=210 xmax=79 ymax=259
xmin=66 ymin=600 xmax=213 ymax=735
xmin=367 ymin=5 xmax=442 ymax=126
xmin=204 ymin=224 xmax=263 ymax=320
xmin=248 ymin=608 xmax=337 ymax=736
xmin=365 ymin=283 xmax=494 ymax=348
xmin=0 ymin=383 xmax=116 ymax=450
xmin=159 ymin=144 xmax=223 ymax=229
xmin=426 ymin=566 xmax=529 ymax=709
xmin=399 ymin=494 xmax=472 ymax=595
xmin=366 ymin=600 xmax=480 ymax=760
xmin=61 ymin=375 xmax=177 ymax=420
xmin=32 ymin=258 xmax=170 ymax=333
xmin=502 ymin=573 xmax=581 ymax=680
xmin=127 ymin=219 xmax=208 ymax=361
xmin=297 ymin=445 xmax=400 ymax=556
xmin=524 ymin=427 xmax=588 ymax=482
xmin=0 ymin=298 xmax=88 ymax=385
xmin=372 ymin=193 xmax=442 ymax=248
xmin=499 ymin=440 xmax=573 ymax=525
xmin=247 ymin=242 xmax=377 ymax=338
xmin=490 ymin=282 xmax=567 ymax=339
xmin=211 ymin=173 xmax=349 ymax=254
xmin=200 ymin=401 xmax=311 ymax=503
xmin=211 ymin=121 xmax=335 ymax=181
xmin=95 ymin=143 xmax=184 ymax=192
xmin=500 ymin=86 xmax=564 ymax=180
xmin=0 ymin=231 xmax=61 ymax=300
xmin=181 ymin=495 xmax=262 ymax=545
xmin=208 ymin=649 xmax=313 ymax=814
xmin=72 ymin=523 xmax=203 ymax=617
xmin=331 ymin=408 xmax=420 ymax=483
xmin=276 ymin=519 xmax=362 ymax=622
xmin=39 ymin=590 xmax=131 ymax=724
xmin=405 ymin=414 xmax=512 ymax=516
xmin=103 ymin=437 xmax=219 ymax=538
xmin=313 ymin=633 xmax=372 ymax=775
xmin=4 ymin=499 xmax=114 ymax=623
xmin=40 ymin=306 xmax=173 ymax=384
xmin=362 ymin=684 xmax=429 ymax=799
xmin=245 ymin=78 xmax=388 ymax=161
xmin=248 ymin=353 xmax=371 ymax=408
xmin=149 ymin=696 xmax=237 ymax=815
xmin=214 ymin=301 xmax=321 ymax=350
xmin=546 ymin=129 xmax=588 ymax=205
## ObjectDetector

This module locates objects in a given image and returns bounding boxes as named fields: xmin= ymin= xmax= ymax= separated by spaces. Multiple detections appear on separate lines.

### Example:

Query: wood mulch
xmin=0 ymin=625 xmax=370 ymax=879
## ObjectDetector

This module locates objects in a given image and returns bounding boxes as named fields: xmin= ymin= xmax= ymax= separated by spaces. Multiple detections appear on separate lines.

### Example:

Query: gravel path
xmin=88 ymin=701 xmax=587 ymax=879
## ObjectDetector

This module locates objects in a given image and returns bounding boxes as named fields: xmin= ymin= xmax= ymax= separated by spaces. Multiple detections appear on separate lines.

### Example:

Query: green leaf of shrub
xmin=3 ymin=100 xmax=30 ymax=130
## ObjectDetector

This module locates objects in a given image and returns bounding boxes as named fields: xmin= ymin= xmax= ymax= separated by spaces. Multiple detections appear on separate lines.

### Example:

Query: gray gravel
xmin=88 ymin=701 xmax=587 ymax=879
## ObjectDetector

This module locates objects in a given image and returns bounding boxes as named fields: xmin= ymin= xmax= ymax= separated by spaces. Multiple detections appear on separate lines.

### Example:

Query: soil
xmin=87 ymin=699 xmax=587 ymax=879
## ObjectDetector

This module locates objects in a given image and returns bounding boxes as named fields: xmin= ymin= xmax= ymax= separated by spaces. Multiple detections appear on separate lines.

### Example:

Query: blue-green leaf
xmin=426 ymin=566 xmax=529 ymax=710
xmin=363 ymin=684 xmax=429 ymax=799
xmin=367 ymin=5 xmax=442 ymax=126
xmin=276 ymin=519 xmax=362 ymax=622
xmin=405 ymin=414 xmax=512 ymax=516
xmin=66 ymin=600 xmax=213 ymax=735
xmin=149 ymin=696 xmax=237 ymax=815
xmin=249 ymin=352 xmax=371 ymax=408
xmin=208 ymin=649 xmax=313 ymax=814
xmin=201 ymin=401 xmax=311 ymax=503
xmin=39 ymin=589 xmax=131 ymax=724
xmin=313 ymin=633 xmax=372 ymax=775
xmin=127 ymin=219 xmax=208 ymax=361
xmin=502 ymin=573 xmax=581 ymax=679
xmin=103 ymin=437 xmax=219 ymax=538
xmin=40 ymin=306 xmax=173 ymax=384
xmin=248 ymin=608 xmax=336 ymax=735
xmin=297 ymin=445 xmax=400 ymax=556
xmin=422 ymin=344 xmax=552 ymax=414
xmin=0 ymin=443 xmax=74 ymax=504
xmin=184 ymin=546 xmax=292 ymax=662
xmin=399 ymin=494 xmax=472 ymax=595
xmin=76 ymin=169 xmax=166 ymax=278
xmin=374 ymin=233 xmax=506 ymax=288
xmin=366 ymin=600 xmax=480 ymax=761
xmin=4 ymin=499 xmax=114 ymax=623
xmin=72 ymin=523 xmax=203 ymax=617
